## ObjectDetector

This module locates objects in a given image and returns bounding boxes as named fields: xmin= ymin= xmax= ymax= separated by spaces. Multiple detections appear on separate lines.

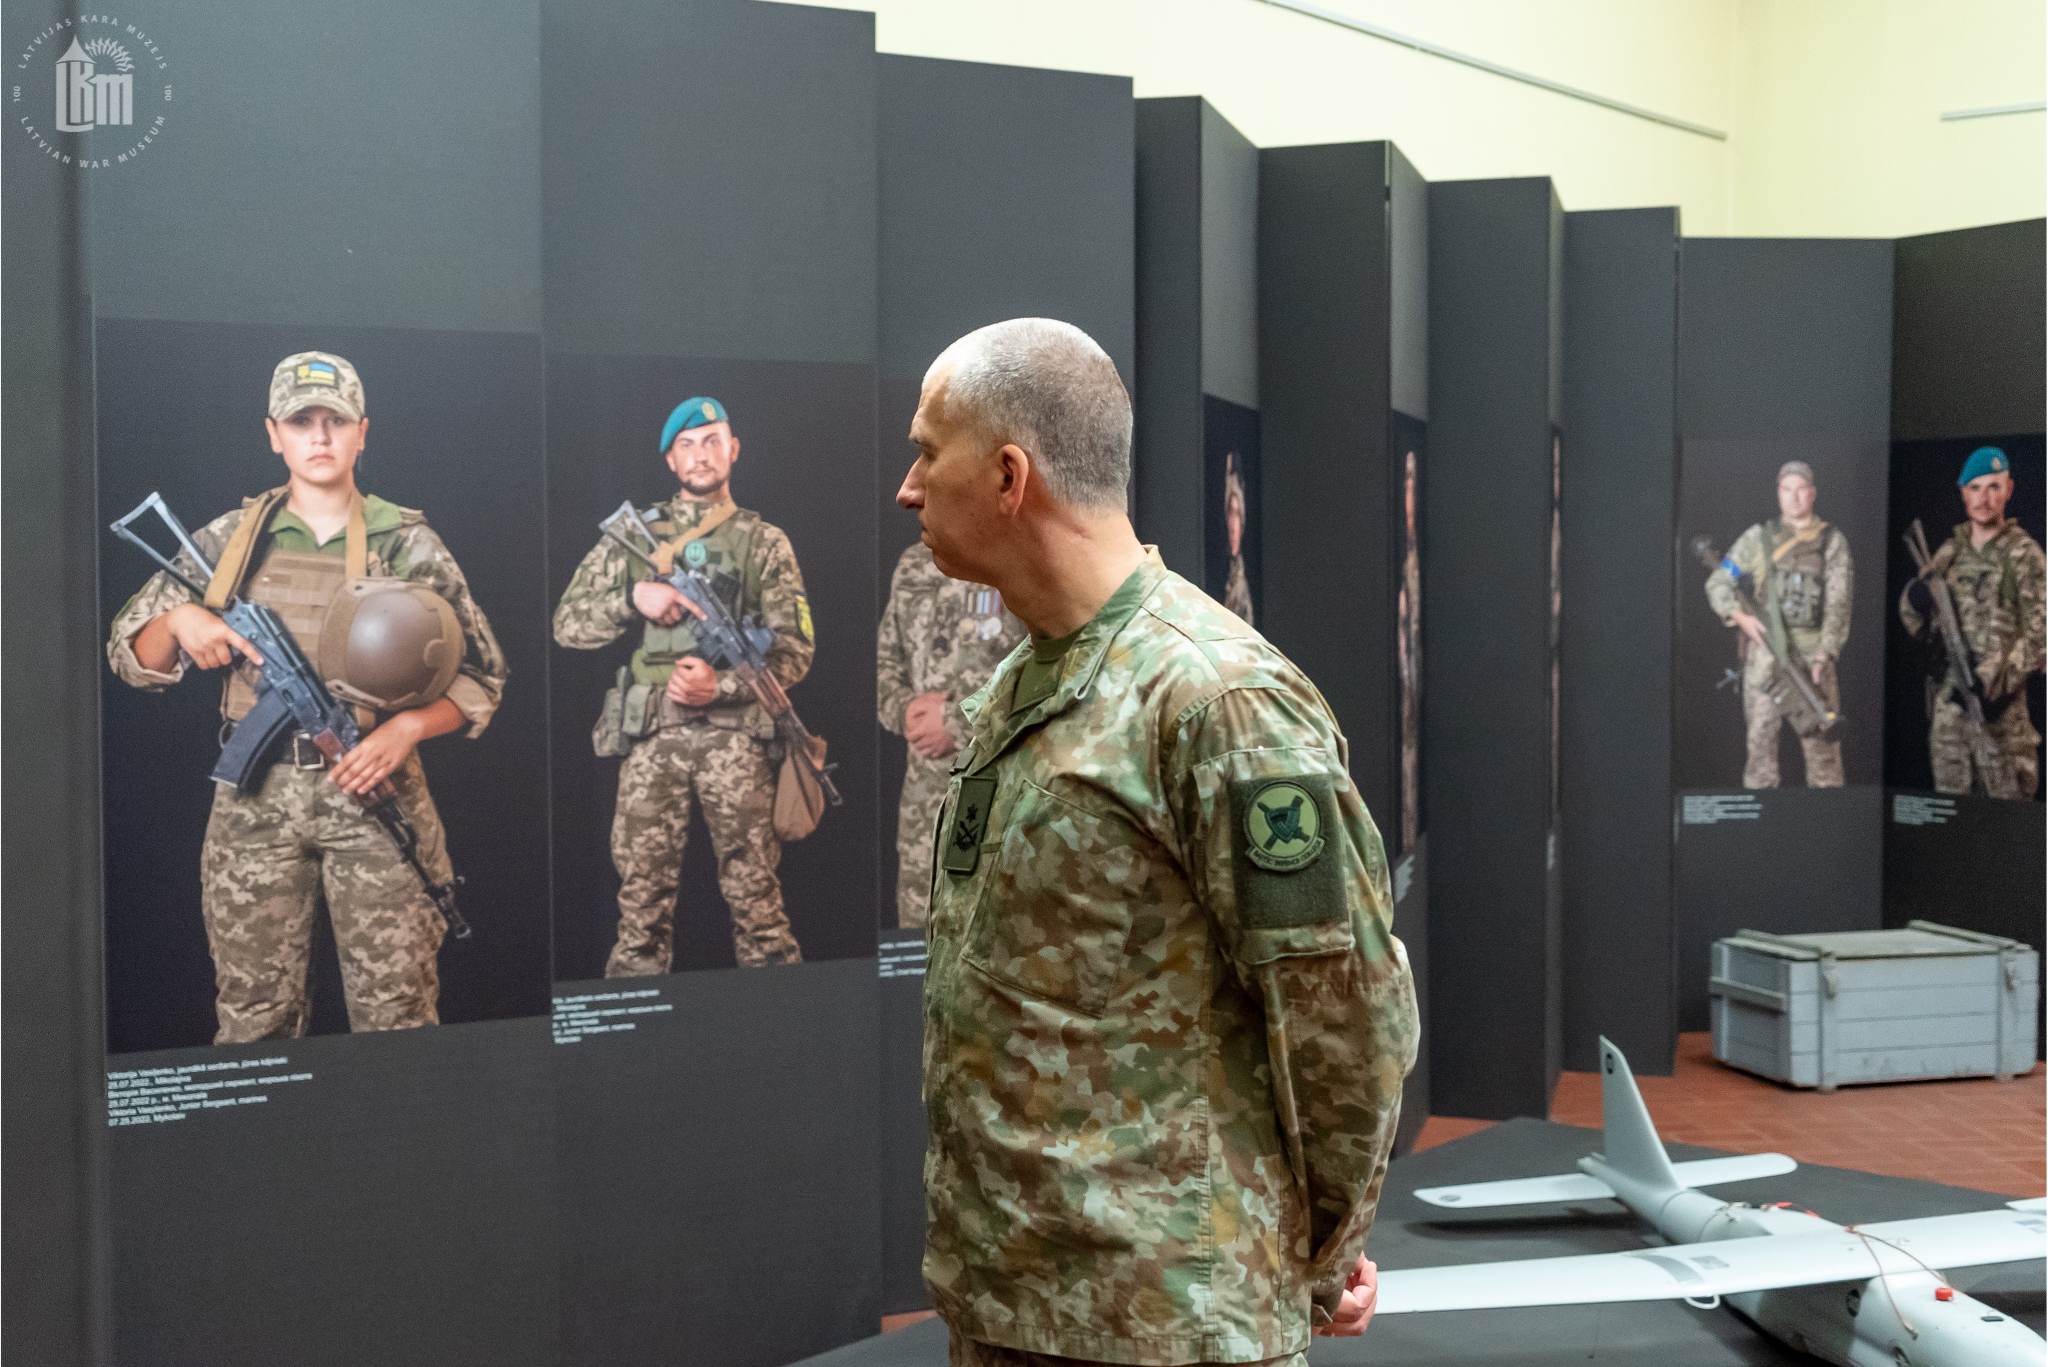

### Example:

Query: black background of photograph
xmin=1202 ymin=394 xmax=1261 ymax=618
xmin=1882 ymin=432 xmax=2046 ymax=794
xmin=97 ymin=318 xmax=552 ymax=1054
xmin=545 ymin=354 xmax=879 ymax=978
xmin=1674 ymin=438 xmax=1890 ymax=789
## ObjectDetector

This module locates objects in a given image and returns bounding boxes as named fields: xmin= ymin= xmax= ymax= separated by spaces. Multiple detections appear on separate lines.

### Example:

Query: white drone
xmin=1378 ymin=1038 xmax=2046 ymax=1367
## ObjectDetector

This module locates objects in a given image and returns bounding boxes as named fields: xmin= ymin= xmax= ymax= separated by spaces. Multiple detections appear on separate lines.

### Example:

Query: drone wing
xmin=1376 ymin=1205 xmax=2047 ymax=1314
xmin=1414 ymin=1153 xmax=1798 ymax=1209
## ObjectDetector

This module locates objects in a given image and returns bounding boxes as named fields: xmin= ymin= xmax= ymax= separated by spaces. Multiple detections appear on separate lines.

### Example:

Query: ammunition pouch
xmin=592 ymin=667 xmax=659 ymax=758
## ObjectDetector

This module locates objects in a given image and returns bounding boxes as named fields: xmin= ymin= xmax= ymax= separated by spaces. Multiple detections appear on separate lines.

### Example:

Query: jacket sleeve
xmin=553 ymin=534 xmax=637 ymax=650
xmin=1172 ymin=681 xmax=1420 ymax=1309
xmin=876 ymin=554 xmax=916 ymax=735
xmin=748 ymin=523 xmax=814 ymax=693
xmin=393 ymin=524 xmax=507 ymax=738
xmin=1818 ymin=527 xmax=1853 ymax=659
xmin=2005 ymin=535 xmax=2046 ymax=684
xmin=105 ymin=510 xmax=239 ymax=690
xmin=1703 ymin=524 xmax=1762 ymax=624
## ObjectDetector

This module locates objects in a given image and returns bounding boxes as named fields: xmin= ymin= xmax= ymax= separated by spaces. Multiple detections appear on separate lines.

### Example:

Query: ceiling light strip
xmin=1940 ymin=102 xmax=2046 ymax=122
xmin=1252 ymin=0 xmax=1729 ymax=141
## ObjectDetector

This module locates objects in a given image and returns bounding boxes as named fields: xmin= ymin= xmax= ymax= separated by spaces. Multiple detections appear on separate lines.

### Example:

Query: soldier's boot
xmin=607 ymin=733 xmax=696 ymax=977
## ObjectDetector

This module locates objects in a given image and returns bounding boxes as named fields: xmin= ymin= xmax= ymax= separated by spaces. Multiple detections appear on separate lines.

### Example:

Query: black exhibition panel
xmin=1672 ymin=238 xmax=1894 ymax=1031
xmin=872 ymin=54 xmax=1134 ymax=1315
xmin=70 ymin=1 xmax=559 ymax=1361
xmin=1 ymin=2 xmax=101 ymax=1361
xmin=1557 ymin=207 xmax=1681 ymax=1075
xmin=1134 ymin=96 xmax=1258 ymax=594
xmin=1257 ymin=139 xmax=1434 ymax=1144
xmin=542 ymin=1 xmax=884 ymax=1362
xmin=1423 ymin=178 xmax=1565 ymax=1121
xmin=1882 ymin=218 xmax=2046 ymax=1046
xmin=1891 ymin=218 xmax=2045 ymax=445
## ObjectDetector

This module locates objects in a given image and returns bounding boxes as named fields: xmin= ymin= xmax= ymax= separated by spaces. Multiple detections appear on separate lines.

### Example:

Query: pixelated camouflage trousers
xmin=200 ymin=752 xmax=448 ymax=1043
xmin=894 ymin=747 xmax=953 ymax=929
xmin=945 ymin=1329 xmax=1307 ymax=1367
xmin=607 ymin=723 xmax=802 ymax=973
xmin=1930 ymin=691 xmax=2041 ymax=799
xmin=1742 ymin=647 xmax=1842 ymax=788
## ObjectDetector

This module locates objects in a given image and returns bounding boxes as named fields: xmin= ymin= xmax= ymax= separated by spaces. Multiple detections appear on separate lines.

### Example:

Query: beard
xmin=680 ymin=469 xmax=729 ymax=498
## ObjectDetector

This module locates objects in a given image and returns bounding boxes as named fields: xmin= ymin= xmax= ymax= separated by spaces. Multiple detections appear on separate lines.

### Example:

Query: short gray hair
xmin=931 ymin=318 xmax=1131 ymax=512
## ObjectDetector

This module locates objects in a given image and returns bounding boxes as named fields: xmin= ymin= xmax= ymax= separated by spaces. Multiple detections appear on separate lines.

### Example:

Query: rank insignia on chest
xmin=941 ymin=776 xmax=997 ymax=875
xmin=1228 ymin=774 xmax=1347 ymax=928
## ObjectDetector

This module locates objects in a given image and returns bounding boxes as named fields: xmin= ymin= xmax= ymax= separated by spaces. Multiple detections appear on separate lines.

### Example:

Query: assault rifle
xmin=1691 ymin=535 xmax=1841 ymax=739
xmin=109 ymin=492 xmax=471 ymax=939
xmin=599 ymin=502 xmax=841 ymax=808
xmin=1903 ymin=519 xmax=2014 ymax=798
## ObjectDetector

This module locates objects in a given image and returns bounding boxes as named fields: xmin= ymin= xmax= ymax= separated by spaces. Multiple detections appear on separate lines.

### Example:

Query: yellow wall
xmin=772 ymin=0 xmax=2044 ymax=237
xmin=1731 ymin=0 xmax=2045 ymax=238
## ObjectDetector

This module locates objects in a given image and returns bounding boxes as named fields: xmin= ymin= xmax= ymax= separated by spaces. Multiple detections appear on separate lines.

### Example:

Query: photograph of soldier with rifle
xmin=104 ymin=352 xmax=508 ymax=1044
xmin=1898 ymin=446 xmax=2047 ymax=800
xmin=553 ymin=396 xmax=826 ymax=973
xmin=1699 ymin=459 xmax=1852 ymax=789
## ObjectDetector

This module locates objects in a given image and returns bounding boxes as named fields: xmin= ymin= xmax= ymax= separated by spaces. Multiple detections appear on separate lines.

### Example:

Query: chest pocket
xmin=957 ymin=775 xmax=1146 ymax=1019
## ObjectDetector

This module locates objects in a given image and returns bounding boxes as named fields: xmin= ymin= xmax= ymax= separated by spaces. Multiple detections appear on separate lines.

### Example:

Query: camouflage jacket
xmin=922 ymin=549 xmax=1418 ymax=1365
xmin=1705 ymin=518 xmax=1853 ymax=661
xmin=552 ymin=495 xmax=813 ymax=733
xmin=1899 ymin=520 xmax=2047 ymax=701
xmin=106 ymin=493 xmax=506 ymax=736
xmin=876 ymin=542 xmax=1024 ymax=751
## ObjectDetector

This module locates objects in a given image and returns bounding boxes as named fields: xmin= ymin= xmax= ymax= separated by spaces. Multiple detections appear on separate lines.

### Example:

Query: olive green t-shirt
xmin=1010 ymin=565 xmax=1152 ymax=712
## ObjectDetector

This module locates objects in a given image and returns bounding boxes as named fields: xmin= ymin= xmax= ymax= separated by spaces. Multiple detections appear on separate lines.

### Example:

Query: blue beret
xmin=1959 ymin=446 xmax=2009 ymax=485
xmin=659 ymin=397 xmax=730 ymax=453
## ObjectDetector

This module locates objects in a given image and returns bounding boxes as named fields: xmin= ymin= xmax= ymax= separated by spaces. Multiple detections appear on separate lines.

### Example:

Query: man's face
xmin=267 ymin=406 xmax=366 ymax=488
xmin=666 ymin=421 xmax=738 ymax=498
xmin=1777 ymin=474 xmax=1816 ymax=523
xmin=900 ymin=366 xmax=1005 ymax=582
xmin=1225 ymin=488 xmax=1245 ymax=556
xmin=1963 ymin=471 xmax=2013 ymax=528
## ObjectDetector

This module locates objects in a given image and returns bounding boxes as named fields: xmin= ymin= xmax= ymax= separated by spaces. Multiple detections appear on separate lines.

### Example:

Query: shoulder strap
xmin=203 ymin=486 xmax=291 ymax=608
xmin=651 ymin=501 xmax=739 ymax=574
xmin=344 ymin=493 xmax=369 ymax=579
xmin=1769 ymin=519 xmax=1826 ymax=563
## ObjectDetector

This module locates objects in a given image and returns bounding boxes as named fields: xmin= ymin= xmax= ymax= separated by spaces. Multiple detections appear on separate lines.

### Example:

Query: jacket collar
xmin=956 ymin=548 xmax=1170 ymax=774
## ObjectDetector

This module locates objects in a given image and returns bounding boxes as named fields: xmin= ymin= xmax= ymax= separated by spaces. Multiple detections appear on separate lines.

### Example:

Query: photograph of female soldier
xmin=105 ymin=352 xmax=507 ymax=1043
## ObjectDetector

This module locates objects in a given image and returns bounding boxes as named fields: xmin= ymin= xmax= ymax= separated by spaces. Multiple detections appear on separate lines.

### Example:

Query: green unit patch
xmin=1228 ymin=773 xmax=1346 ymax=927
xmin=682 ymin=539 xmax=709 ymax=568
xmin=941 ymin=776 xmax=997 ymax=875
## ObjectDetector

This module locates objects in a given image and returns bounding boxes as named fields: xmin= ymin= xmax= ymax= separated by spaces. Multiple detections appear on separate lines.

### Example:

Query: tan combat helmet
xmin=319 ymin=579 xmax=462 ymax=712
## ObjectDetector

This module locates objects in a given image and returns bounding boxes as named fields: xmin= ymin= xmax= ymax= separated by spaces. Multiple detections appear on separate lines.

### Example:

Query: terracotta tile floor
xmin=1417 ymin=1032 xmax=2047 ymax=1198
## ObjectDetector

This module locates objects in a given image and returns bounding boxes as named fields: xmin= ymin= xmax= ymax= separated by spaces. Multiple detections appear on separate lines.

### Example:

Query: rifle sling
xmin=203 ymin=487 xmax=370 ymax=603
xmin=651 ymin=500 xmax=738 ymax=575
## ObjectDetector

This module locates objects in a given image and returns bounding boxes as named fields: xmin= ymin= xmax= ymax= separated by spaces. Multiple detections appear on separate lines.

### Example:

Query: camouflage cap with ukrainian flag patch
xmin=269 ymin=352 xmax=365 ymax=422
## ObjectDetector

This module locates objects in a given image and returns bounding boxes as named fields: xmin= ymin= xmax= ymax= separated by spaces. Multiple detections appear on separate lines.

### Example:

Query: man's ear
xmin=996 ymin=443 xmax=1032 ymax=516
xmin=727 ymin=437 xmax=740 ymax=465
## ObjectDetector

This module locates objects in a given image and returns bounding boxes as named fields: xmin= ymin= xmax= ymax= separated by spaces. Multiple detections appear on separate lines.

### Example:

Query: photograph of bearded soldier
xmin=1900 ymin=446 xmax=2047 ymax=799
xmin=1704 ymin=459 xmax=1853 ymax=788
xmin=876 ymin=542 xmax=1024 ymax=928
xmin=105 ymin=352 xmax=507 ymax=1042
xmin=554 ymin=397 xmax=814 ymax=971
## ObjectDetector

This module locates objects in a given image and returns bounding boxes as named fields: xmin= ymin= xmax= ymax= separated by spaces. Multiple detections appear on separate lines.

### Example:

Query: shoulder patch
xmin=796 ymin=590 xmax=814 ymax=643
xmin=1228 ymin=773 xmax=1347 ymax=928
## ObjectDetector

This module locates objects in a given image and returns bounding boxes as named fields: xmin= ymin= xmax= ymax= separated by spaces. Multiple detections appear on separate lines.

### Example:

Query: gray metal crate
xmin=1710 ymin=920 xmax=2038 ymax=1091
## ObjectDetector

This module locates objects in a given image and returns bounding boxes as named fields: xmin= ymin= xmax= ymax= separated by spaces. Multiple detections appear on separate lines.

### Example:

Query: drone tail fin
xmin=1585 ymin=1036 xmax=1682 ymax=1197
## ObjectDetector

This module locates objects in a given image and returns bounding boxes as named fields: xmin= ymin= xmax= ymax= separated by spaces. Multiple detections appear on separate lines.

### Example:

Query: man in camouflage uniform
xmin=554 ymin=397 xmax=814 ymax=971
xmin=1704 ymin=460 xmax=1853 ymax=788
xmin=876 ymin=542 xmax=1025 ymax=928
xmin=900 ymin=319 xmax=1418 ymax=1367
xmin=106 ymin=352 xmax=506 ymax=1042
xmin=1900 ymin=446 xmax=2046 ymax=799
